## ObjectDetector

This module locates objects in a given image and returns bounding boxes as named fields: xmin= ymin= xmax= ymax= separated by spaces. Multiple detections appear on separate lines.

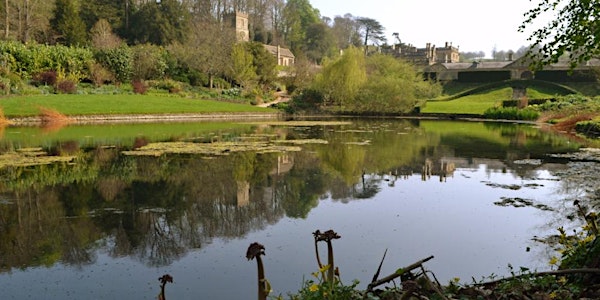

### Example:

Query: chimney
xmin=277 ymin=45 xmax=281 ymax=65
xmin=445 ymin=42 xmax=448 ymax=48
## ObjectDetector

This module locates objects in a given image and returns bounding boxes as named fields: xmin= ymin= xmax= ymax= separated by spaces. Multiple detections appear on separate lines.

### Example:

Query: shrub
xmin=484 ymin=107 xmax=540 ymax=121
xmin=56 ymin=79 xmax=77 ymax=94
xmin=150 ymin=79 xmax=183 ymax=94
xmin=132 ymin=80 xmax=148 ymax=94
xmin=575 ymin=120 xmax=600 ymax=137
xmin=131 ymin=44 xmax=167 ymax=80
xmin=535 ymin=94 xmax=591 ymax=111
xmin=222 ymin=88 xmax=242 ymax=97
xmin=89 ymin=63 xmax=114 ymax=86
xmin=33 ymin=70 xmax=58 ymax=86
xmin=95 ymin=45 xmax=133 ymax=83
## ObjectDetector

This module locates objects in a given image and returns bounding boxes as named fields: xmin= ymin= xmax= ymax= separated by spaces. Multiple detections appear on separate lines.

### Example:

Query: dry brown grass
xmin=39 ymin=107 xmax=74 ymax=132
xmin=0 ymin=108 xmax=12 ymax=126
xmin=552 ymin=112 xmax=599 ymax=132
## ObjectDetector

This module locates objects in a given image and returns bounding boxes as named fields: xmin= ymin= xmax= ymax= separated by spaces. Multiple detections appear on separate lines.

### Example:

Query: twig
xmin=371 ymin=249 xmax=388 ymax=283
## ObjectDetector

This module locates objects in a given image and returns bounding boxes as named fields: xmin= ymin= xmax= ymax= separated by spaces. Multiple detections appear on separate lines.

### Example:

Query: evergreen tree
xmin=80 ymin=0 xmax=124 ymax=36
xmin=356 ymin=17 xmax=386 ymax=48
xmin=50 ymin=0 xmax=87 ymax=46
xmin=128 ymin=0 xmax=189 ymax=45
xmin=246 ymin=41 xmax=277 ymax=88
xmin=229 ymin=43 xmax=256 ymax=88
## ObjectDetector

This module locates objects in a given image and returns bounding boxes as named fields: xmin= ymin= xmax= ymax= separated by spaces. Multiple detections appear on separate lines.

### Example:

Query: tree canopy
xmin=520 ymin=0 xmax=600 ymax=69
xmin=50 ymin=0 xmax=87 ymax=46
xmin=356 ymin=17 xmax=386 ymax=48
xmin=310 ymin=48 xmax=441 ymax=113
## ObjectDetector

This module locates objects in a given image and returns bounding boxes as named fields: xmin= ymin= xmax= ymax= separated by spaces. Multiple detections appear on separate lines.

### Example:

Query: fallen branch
xmin=366 ymin=255 xmax=434 ymax=292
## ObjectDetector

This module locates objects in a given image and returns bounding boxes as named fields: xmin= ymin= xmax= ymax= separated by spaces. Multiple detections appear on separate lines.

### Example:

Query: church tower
xmin=225 ymin=11 xmax=249 ymax=42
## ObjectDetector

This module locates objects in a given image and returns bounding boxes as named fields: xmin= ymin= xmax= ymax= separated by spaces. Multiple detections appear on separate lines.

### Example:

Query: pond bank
xmin=7 ymin=112 xmax=283 ymax=126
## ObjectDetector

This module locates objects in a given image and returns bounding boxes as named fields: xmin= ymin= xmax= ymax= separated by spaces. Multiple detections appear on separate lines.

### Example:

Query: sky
xmin=309 ymin=0 xmax=551 ymax=57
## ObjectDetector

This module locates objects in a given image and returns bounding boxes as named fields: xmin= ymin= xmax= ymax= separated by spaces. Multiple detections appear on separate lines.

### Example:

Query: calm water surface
xmin=0 ymin=119 xmax=590 ymax=299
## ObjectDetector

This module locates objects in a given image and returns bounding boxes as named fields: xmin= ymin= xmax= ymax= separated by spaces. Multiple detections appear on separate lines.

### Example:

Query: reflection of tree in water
xmin=275 ymin=151 xmax=328 ymax=218
xmin=353 ymin=172 xmax=381 ymax=199
xmin=0 ymin=120 xmax=584 ymax=271
xmin=0 ymin=188 xmax=101 ymax=272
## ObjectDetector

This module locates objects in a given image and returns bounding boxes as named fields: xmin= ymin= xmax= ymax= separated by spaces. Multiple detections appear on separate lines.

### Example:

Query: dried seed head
xmin=246 ymin=242 xmax=266 ymax=260
xmin=314 ymin=229 xmax=341 ymax=242
xmin=159 ymin=274 xmax=173 ymax=285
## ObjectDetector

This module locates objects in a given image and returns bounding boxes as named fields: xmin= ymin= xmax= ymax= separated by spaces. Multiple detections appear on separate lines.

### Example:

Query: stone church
xmin=225 ymin=12 xmax=295 ymax=67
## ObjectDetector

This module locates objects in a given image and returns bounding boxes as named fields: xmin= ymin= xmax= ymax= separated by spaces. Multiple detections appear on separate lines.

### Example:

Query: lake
xmin=0 ymin=118 xmax=592 ymax=299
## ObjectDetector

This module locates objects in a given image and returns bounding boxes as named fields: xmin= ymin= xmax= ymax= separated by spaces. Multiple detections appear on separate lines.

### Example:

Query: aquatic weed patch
xmin=122 ymin=141 xmax=302 ymax=157
xmin=0 ymin=148 xmax=75 ymax=167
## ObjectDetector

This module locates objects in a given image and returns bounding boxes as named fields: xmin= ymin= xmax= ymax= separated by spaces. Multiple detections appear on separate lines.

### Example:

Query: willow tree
xmin=352 ymin=54 xmax=441 ymax=113
xmin=313 ymin=47 xmax=366 ymax=107
xmin=520 ymin=0 xmax=600 ymax=69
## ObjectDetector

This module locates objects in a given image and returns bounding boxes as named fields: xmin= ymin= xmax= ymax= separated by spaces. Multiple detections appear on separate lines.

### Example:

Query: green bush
xmin=502 ymin=99 xmax=554 ymax=107
xmin=148 ymin=79 xmax=183 ymax=93
xmin=95 ymin=45 xmax=133 ymax=83
xmin=286 ymin=88 xmax=324 ymax=113
xmin=131 ymin=44 xmax=168 ymax=80
xmin=575 ymin=120 xmax=600 ymax=137
xmin=534 ymin=94 xmax=591 ymax=111
xmin=0 ymin=40 xmax=34 ymax=78
xmin=483 ymin=107 xmax=540 ymax=120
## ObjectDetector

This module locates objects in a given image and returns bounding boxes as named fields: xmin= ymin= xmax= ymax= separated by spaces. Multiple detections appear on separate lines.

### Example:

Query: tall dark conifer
xmin=50 ymin=0 xmax=87 ymax=46
xmin=128 ymin=0 xmax=189 ymax=45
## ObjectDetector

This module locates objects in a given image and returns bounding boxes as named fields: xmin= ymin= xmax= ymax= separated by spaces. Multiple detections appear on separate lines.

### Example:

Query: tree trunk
xmin=23 ymin=0 xmax=29 ymax=42
xmin=4 ymin=0 xmax=8 ymax=39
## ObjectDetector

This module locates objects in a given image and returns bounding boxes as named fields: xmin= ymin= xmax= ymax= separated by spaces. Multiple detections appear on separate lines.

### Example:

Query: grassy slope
xmin=422 ymin=80 xmax=598 ymax=115
xmin=422 ymin=88 xmax=512 ymax=114
xmin=0 ymin=94 xmax=275 ymax=117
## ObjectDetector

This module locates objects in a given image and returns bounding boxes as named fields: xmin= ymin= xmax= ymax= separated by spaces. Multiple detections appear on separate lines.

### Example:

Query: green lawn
xmin=423 ymin=88 xmax=512 ymax=114
xmin=423 ymin=84 xmax=569 ymax=114
xmin=0 ymin=94 xmax=275 ymax=117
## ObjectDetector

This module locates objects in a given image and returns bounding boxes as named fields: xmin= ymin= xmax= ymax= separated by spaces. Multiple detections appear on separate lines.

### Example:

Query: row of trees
xmin=3 ymin=0 xmax=597 ymax=65
xmin=0 ymin=0 xmax=386 ymax=64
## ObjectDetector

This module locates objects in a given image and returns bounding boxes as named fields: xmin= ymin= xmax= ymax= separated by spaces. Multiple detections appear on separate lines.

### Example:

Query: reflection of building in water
xmin=421 ymin=158 xmax=456 ymax=182
xmin=236 ymin=153 xmax=295 ymax=207
xmin=387 ymin=156 xmax=564 ymax=183
xmin=270 ymin=154 xmax=294 ymax=176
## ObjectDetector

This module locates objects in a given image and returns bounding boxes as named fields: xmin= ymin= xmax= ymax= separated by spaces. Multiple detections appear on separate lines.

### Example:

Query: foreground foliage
xmin=520 ymin=0 xmax=600 ymax=70
xmin=279 ymin=210 xmax=600 ymax=299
